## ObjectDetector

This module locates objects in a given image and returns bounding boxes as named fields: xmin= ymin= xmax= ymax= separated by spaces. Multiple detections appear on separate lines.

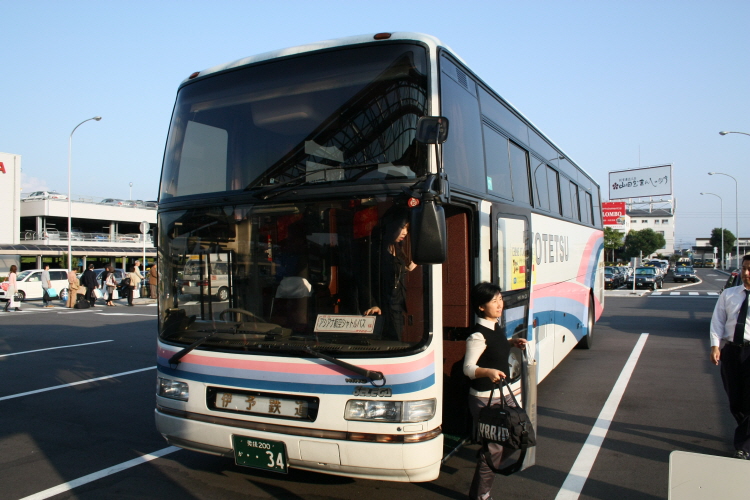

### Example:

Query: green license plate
xmin=232 ymin=435 xmax=288 ymax=473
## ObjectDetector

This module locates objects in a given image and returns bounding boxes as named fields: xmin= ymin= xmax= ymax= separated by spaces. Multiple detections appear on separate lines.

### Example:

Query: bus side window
xmin=559 ymin=174 xmax=573 ymax=219
xmin=440 ymin=56 xmax=484 ymax=193
xmin=547 ymin=167 xmax=561 ymax=215
xmin=482 ymin=125 xmax=513 ymax=200
xmin=508 ymin=142 xmax=531 ymax=206
xmin=569 ymin=181 xmax=581 ymax=221
xmin=532 ymin=157 xmax=550 ymax=211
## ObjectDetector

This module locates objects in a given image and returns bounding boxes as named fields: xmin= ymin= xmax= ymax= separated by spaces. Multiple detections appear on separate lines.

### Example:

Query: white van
xmin=0 ymin=269 xmax=69 ymax=302
xmin=181 ymin=255 xmax=230 ymax=301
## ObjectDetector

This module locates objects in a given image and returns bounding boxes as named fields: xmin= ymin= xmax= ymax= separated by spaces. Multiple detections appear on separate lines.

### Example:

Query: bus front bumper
xmin=155 ymin=406 xmax=443 ymax=482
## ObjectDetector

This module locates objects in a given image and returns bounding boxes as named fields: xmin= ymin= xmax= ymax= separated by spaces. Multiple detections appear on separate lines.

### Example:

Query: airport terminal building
xmin=0 ymin=152 xmax=156 ymax=274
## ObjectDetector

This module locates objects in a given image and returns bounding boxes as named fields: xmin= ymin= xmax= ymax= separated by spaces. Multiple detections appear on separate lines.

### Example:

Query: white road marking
xmin=670 ymin=292 xmax=680 ymax=295
xmin=651 ymin=292 xmax=662 ymax=296
xmin=708 ymin=292 xmax=719 ymax=296
xmin=0 ymin=340 xmax=113 ymax=358
xmin=0 ymin=366 xmax=155 ymax=402
xmin=689 ymin=292 xmax=698 ymax=296
xmin=555 ymin=333 xmax=649 ymax=500
xmin=18 ymin=446 xmax=180 ymax=500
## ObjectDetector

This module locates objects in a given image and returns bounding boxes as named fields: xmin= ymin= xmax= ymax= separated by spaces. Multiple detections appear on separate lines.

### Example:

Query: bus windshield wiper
xmin=302 ymin=346 xmax=385 ymax=384
xmin=245 ymin=163 xmax=380 ymax=199
xmin=168 ymin=328 xmax=238 ymax=366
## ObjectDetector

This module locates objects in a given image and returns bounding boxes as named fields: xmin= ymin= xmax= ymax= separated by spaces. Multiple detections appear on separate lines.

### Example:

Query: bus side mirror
xmin=410 ymin=198 xmax=447 ymax=264
xmin=415 ymin=116 xmax=449 ymax=144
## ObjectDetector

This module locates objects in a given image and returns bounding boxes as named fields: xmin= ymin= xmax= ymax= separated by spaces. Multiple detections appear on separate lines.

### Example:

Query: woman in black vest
xmin=463 ymin=282 xmax=527 ymax=500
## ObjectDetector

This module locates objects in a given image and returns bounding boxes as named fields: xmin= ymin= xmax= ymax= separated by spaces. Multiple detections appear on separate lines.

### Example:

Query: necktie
xmin=734 ymin=289 xmax=750 ymax=344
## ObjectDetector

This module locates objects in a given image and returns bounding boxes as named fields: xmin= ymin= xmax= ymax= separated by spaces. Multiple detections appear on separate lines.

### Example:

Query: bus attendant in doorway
xmin=364 ymin=212 xmax=417 ymax=340
xmin=463 ymin=282 xmax=527 ymax=500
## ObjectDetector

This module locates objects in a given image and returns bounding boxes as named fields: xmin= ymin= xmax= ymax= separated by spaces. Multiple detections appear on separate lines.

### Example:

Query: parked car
xmin=673 ymin=266 xmax=698 ymax=283
xmin=100 ymin=198 xmax=127 ymax=206
xmin=0 ymin=269 xmax=69 ymax=302
xmin=625 ymin=267 xmax=664 ymax=290
xmin=703 ymin=258 xmax=716 ymax=269
xmin=604 ymin=266 xmax=624 ymax=289
xmin=23 ymin=190 xmax=68 ymax=201
xmin=693 ymin=258 xmax=703 ymax=268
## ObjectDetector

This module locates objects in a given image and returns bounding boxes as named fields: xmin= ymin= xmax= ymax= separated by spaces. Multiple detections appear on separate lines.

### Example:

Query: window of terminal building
xmin=662 ymin=219 xmax=669 ymax=224
xmin=641 ymin=220 xmax=648 ymax=224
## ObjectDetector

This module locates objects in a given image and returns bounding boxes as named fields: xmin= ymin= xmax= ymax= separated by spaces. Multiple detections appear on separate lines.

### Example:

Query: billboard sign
xmin=609 ymin=164 xmax=672 ymax=200
xmin=602 ymin=202 xmax=626 ymax=226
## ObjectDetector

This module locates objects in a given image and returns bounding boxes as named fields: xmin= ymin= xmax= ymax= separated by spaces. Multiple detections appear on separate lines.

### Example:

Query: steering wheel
xmin=219 ymin=308 xmax=265 ymax=323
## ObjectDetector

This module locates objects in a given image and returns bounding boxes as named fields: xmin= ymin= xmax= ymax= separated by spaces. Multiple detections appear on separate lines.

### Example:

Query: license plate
xmin=232 ymin=435 xmax=288 ymax=473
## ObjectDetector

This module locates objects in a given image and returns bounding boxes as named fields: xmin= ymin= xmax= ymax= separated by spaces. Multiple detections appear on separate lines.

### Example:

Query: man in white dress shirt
xmin=710 ymin=255 xmax=750 ymax=459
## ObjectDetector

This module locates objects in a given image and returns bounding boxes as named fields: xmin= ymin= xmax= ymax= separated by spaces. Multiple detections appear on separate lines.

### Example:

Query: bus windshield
xmin=158 ymin=196 xmax=428 ymax=355
xmin=160 ymin=43 xmax=429 ymax=200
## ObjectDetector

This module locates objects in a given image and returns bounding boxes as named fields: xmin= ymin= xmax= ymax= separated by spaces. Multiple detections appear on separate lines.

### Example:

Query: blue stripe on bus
xmin=157 ymin=366 xmax=436 ymax=395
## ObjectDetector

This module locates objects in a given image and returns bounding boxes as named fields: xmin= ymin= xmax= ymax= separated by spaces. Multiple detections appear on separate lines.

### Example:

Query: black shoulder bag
xmin=476 ymin=379 xmax=536 ymax=476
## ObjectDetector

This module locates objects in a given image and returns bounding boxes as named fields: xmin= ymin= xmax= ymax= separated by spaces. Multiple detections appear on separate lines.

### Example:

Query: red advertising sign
xmin=602 ymin=202 xmax=626 ymax=226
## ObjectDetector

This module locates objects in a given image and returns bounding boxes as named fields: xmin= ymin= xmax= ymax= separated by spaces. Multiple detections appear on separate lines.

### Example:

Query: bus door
xmin=494 ymin=214 xmax=531 ymax=356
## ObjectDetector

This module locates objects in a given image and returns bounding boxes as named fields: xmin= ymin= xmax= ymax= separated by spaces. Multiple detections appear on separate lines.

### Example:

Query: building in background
xmin=0 ymin=151 xmax=156 ymax=275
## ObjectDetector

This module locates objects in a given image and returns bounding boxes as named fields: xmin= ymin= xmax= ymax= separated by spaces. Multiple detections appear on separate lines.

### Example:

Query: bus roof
xmin=182 ymin=32 xmax=459 ymax=85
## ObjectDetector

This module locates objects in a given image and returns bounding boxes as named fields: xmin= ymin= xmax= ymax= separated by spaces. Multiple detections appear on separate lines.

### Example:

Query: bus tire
xmin=576 ymin=298 xmax=595 ymax=350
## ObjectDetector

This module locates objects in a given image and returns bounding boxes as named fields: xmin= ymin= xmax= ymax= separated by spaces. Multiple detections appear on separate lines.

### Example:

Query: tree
xmin=709 ymin=228 xmax=736 ymax=257
xmin=603 ymin=227 xmax=624 ymax=262
xmin=623 ymin=228 xmax=666 ymax=259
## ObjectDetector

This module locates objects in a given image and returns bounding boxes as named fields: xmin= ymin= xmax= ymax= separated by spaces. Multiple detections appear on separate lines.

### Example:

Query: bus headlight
xmin=344 ymin=399 xmax=436 ymax=422
xmin=157 ymin=377 xmax=189 ymax=401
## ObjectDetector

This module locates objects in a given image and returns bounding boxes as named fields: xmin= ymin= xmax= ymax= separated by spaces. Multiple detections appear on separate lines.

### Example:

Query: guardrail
xmin=21 ymin=231 xmax=152 ymax=244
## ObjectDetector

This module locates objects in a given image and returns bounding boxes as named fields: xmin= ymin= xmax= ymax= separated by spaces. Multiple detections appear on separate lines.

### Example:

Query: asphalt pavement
xmin=0 ymin=268 xmax=743 ymax=499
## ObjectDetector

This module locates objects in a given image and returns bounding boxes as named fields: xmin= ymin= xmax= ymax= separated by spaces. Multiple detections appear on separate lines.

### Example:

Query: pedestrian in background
xmin=126 ymin=265 xmax=142 ymax=306
xmin=149 ymin=263 xmax=158 ymax=300
xmin=81 ymin=263 xmax=98 ymax=307
xmin=710 ymin=254 xmax=750 ymax=460
xmin=4 ymin=265 xmax=20 ymax=312
xmin=67 ymin=270 xmax=80 ymax=308
xmin=101 ymin=265 xmax=116 ymax=306
xmin=41 ymin=264 xmax=53 ymax=308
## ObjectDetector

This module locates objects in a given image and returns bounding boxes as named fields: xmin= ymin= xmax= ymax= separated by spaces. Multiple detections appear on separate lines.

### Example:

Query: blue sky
xmin=1 ymin=0 xmax=748 ymax=247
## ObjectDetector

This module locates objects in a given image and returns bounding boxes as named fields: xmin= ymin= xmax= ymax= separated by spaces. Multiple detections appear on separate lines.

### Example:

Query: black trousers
xmin=720 ymin=344 xmax=750 ymax=453
xmin=42 ymin=288 xmax=50 ymax=305
xmin=126 ymin=286 xmax=134 ymax=305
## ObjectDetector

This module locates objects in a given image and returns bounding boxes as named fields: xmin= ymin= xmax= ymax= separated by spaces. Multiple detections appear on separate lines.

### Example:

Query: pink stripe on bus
xmin=158 ymin=347 xmax=434 ymax=376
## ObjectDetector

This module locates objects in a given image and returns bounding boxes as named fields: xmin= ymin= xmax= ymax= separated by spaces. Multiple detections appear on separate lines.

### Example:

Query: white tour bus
xmin=154 ymin=32 xmax=604 ymax=482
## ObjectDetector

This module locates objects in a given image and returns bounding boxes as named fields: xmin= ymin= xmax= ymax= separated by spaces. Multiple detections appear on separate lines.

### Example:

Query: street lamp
xmin=719 ymin=130 xmax=750 ymax=266
xmin=129 ymin=182 xmax=133 ymax=200
xmin=720 ymin=131 xmax=750 ymax=137
xmin=68 ymin=116 xmax=102 ymax=271
xmin=700 ymin=192 xmax=723 ymax=270
xmin=708 ymin=171 xmax=739 ymax=269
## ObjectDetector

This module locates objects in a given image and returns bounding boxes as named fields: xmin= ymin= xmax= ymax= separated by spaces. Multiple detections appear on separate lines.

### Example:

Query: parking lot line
xmin=0 ymin=340 xmax=113 ymax=358
xmin=555 ymin=333 xmax=649 ymax=500
xmin=18 ymin=446 xmax=180 ymax=500
xmin=0 ymin=366 xmax=155 ymax=402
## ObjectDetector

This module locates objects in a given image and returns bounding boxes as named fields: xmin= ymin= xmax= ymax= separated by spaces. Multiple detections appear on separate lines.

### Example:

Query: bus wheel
xmin=217 ymin=287 xmax=229 ymax=302
xmin=576 ymin=298 xmax=594 ymax=349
